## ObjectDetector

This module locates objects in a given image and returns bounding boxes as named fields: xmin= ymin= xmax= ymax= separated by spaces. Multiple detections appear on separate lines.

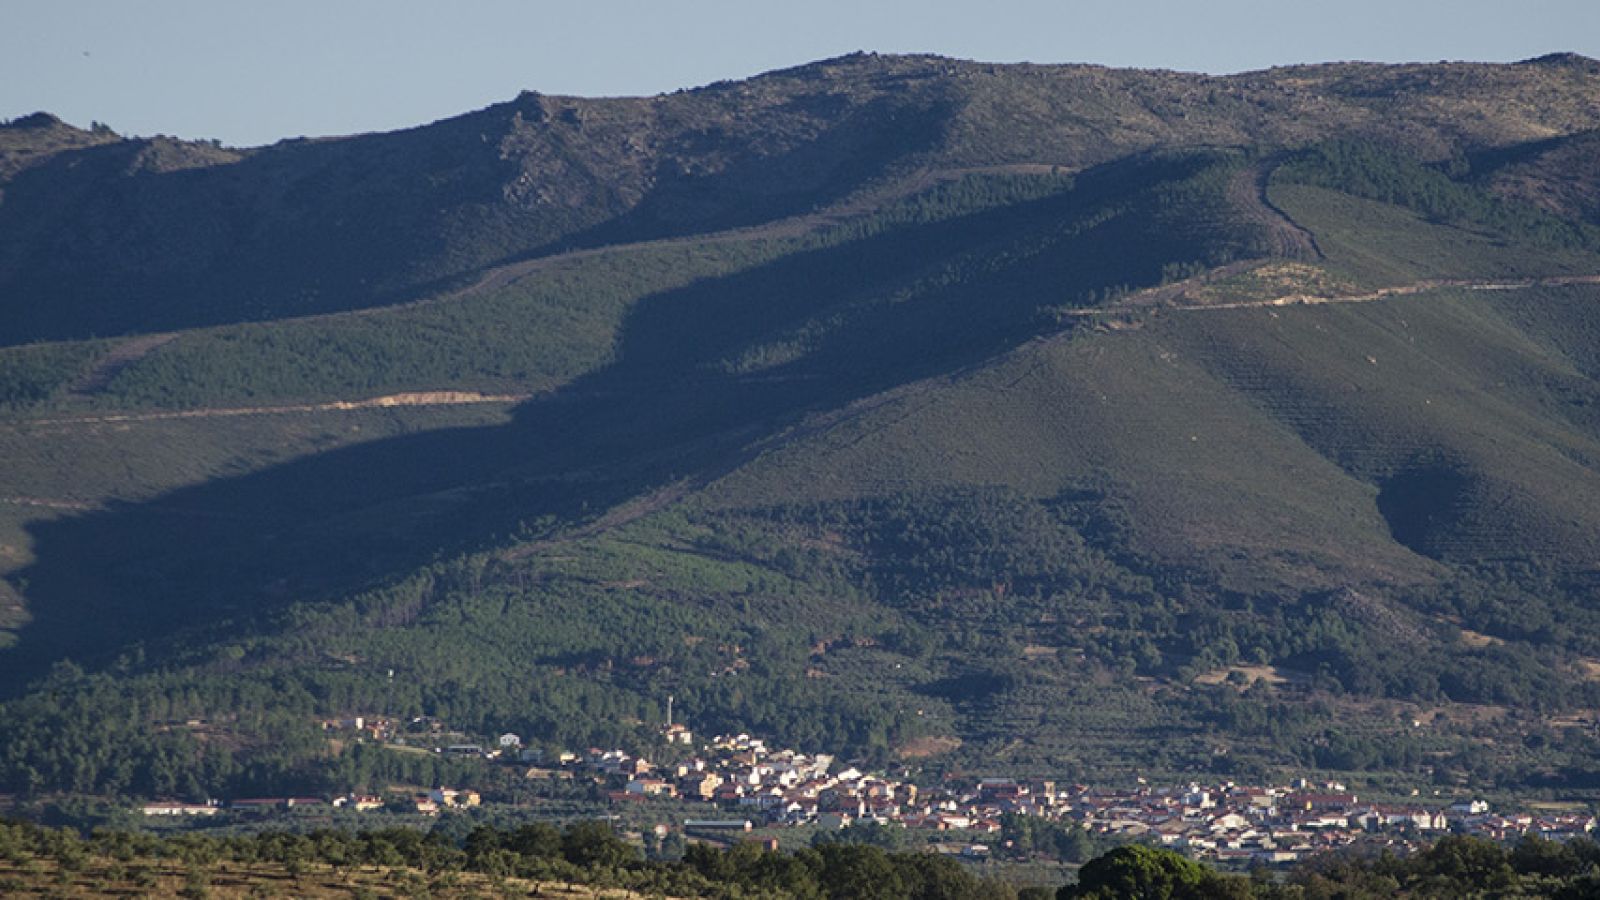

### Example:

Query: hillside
xmin=5 ymin=52 xmax=1600 ymax=343
xmin=3 ymin=55 xmax=1600 ymax=801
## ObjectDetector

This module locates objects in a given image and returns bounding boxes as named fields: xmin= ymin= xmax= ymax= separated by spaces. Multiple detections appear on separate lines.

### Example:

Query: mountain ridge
xmin=5 ymin=54 xmax=1600 ymax=344
xmin=4 ymin=55 xmax=1600 ymax=799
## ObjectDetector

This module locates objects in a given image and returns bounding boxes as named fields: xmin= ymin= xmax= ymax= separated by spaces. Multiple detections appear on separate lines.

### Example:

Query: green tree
xmin=805 ymin=843 xmax=907 ymax=900
xmin=1060 ymin=845 xmax=1249 ymax=899
xmin=560 ymin=820 xmax=637 ymax=870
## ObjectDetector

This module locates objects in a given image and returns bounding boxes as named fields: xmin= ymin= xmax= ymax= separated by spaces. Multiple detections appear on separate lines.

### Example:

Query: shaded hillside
xmin=0 ymin=74 xmax=947 ymax=342
xmin=0 ymin=152 xmax=1270 ymax=677
xmin=1484 ymin=128 xmax=1600 ymax=225
xmin=3 ymin=57 xmax=1600 ymax=798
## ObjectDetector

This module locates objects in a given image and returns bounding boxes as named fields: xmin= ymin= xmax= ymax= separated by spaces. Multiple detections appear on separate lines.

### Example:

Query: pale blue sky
xmin=4 ymin=0 xmax=1598 ymax=148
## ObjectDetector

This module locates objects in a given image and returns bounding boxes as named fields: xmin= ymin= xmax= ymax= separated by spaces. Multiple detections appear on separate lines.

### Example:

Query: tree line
xmin=9 ymin=815 xmax=1600 ymax=898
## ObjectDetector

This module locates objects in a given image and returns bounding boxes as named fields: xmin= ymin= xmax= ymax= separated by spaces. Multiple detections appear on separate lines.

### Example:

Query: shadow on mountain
xmin=1376 ymin=462 xmax=1474 ymax=559
xmin=578 ymin=94 xmax=953 ymax=245
xmin=0 ymin=153 xmax=1258 ymax=690
xmin=0 ymin=89 xmax=950 ymax=346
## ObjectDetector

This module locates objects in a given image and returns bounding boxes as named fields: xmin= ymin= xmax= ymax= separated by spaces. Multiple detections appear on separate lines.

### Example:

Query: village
xmin=135 ymin=712 xmax=1600 ymax=868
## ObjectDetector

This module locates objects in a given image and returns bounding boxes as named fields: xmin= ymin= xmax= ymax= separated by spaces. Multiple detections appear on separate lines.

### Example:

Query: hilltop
xmin=4 ymin=52 xmax=1600 ymax=342
xmin=2 ymin=54 xmax=1600 ymax=802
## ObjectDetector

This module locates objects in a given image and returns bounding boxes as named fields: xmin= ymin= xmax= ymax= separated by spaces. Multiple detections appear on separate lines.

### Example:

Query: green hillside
xmin=3 ymin=56 xmax=1600 ymax=801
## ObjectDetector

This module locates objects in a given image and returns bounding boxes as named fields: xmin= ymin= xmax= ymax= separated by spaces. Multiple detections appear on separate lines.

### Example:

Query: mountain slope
xmin=5 ymin=53 xmax=1600 ymax=344
xmin=3 ymin=56 xmax=1600 ymax=798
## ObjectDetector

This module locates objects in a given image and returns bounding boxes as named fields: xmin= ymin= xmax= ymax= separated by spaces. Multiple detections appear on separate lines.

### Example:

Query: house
xmin=1356 ymin=806 xmax=1446 ymax=831
xmin=979 ymin=778 xmax=1022 ymax=801
xmin=333 ymin=794 xmax=384 ymax=811
xmin=592 ymin=750 xmax=632 ymax=775
xmin=141 ymin=801 xmax=219 ymax=816
xmin=429 ymin=787 xmax=481 ymax=808
xmin=1209 ymin=813 xmax=1250 ymax=832
xmin=781 ymin=800 xmax=817 ymax=822
xmin=1396 ymin=809 xmax=1448 ymax=831
xmin=682 ymin=772 xmax=724 ymax=800
xmin=1538 ymin=816 xmax=1597 ymax=839
xmin=626 ymin=778 xmax=677 ymax=798
xmin=863 ymin=780 xmax=899 ymax=800
xmin=1286 ymin=793 xmax=1358 ymax=812
xmin=1299 ymin=812 xmax=1351 ymax=830
xmin=498 ymin=733 xmax=523 ymax=750
xmin=1154 ymin=819 xmax=1194 ymax=845
xmin=816 ymin=812 xmax=853 ymax=830
xmin=1348 ymin=807 xmax=1382 ymax=831
xmin=825 ymin=796 xmax=868 ymax=818
xmin=865 ymin=797 xmax=901 ymax=820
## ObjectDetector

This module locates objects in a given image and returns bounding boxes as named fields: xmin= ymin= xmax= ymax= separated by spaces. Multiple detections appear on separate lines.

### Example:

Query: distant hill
xmin=3 ymin=55 xmax=1600 ymax=800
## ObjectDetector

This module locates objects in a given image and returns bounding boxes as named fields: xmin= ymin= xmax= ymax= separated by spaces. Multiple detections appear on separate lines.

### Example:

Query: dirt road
xmin=1061 ymin=271 xmax=1600 ymax=318
xmin=6 ymin=390 xmax=530 ymax=428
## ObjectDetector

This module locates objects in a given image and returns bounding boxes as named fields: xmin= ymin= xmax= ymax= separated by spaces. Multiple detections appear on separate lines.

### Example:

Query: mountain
xmin=3 ymin=54 xmax=1600 ymax=799
xmin=5 ymin=52 xmax=1599 ymax=343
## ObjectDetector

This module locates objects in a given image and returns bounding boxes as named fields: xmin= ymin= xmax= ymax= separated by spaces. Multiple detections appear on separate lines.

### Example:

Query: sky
xmin=4 ymin=0 xmax=1599 ymax=148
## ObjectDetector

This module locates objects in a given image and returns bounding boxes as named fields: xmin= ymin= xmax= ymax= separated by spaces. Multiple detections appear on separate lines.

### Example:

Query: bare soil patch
xmin=898 ymin=735 xmax=963 ymax=760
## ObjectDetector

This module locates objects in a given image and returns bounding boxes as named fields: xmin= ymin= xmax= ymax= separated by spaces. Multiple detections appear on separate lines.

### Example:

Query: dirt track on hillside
xmin=15 ymin=272 xmax=1600 ymax=431
xmin=1183 ymin=273 xmax=1600 ymax=311
xmin=1061 ymin=272 xmax=1600 ymax=318
xmin=5 ymin=390 xmax=529 ymax=428
xmin=1226 ymin=163 xmax=1324 ymax=260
